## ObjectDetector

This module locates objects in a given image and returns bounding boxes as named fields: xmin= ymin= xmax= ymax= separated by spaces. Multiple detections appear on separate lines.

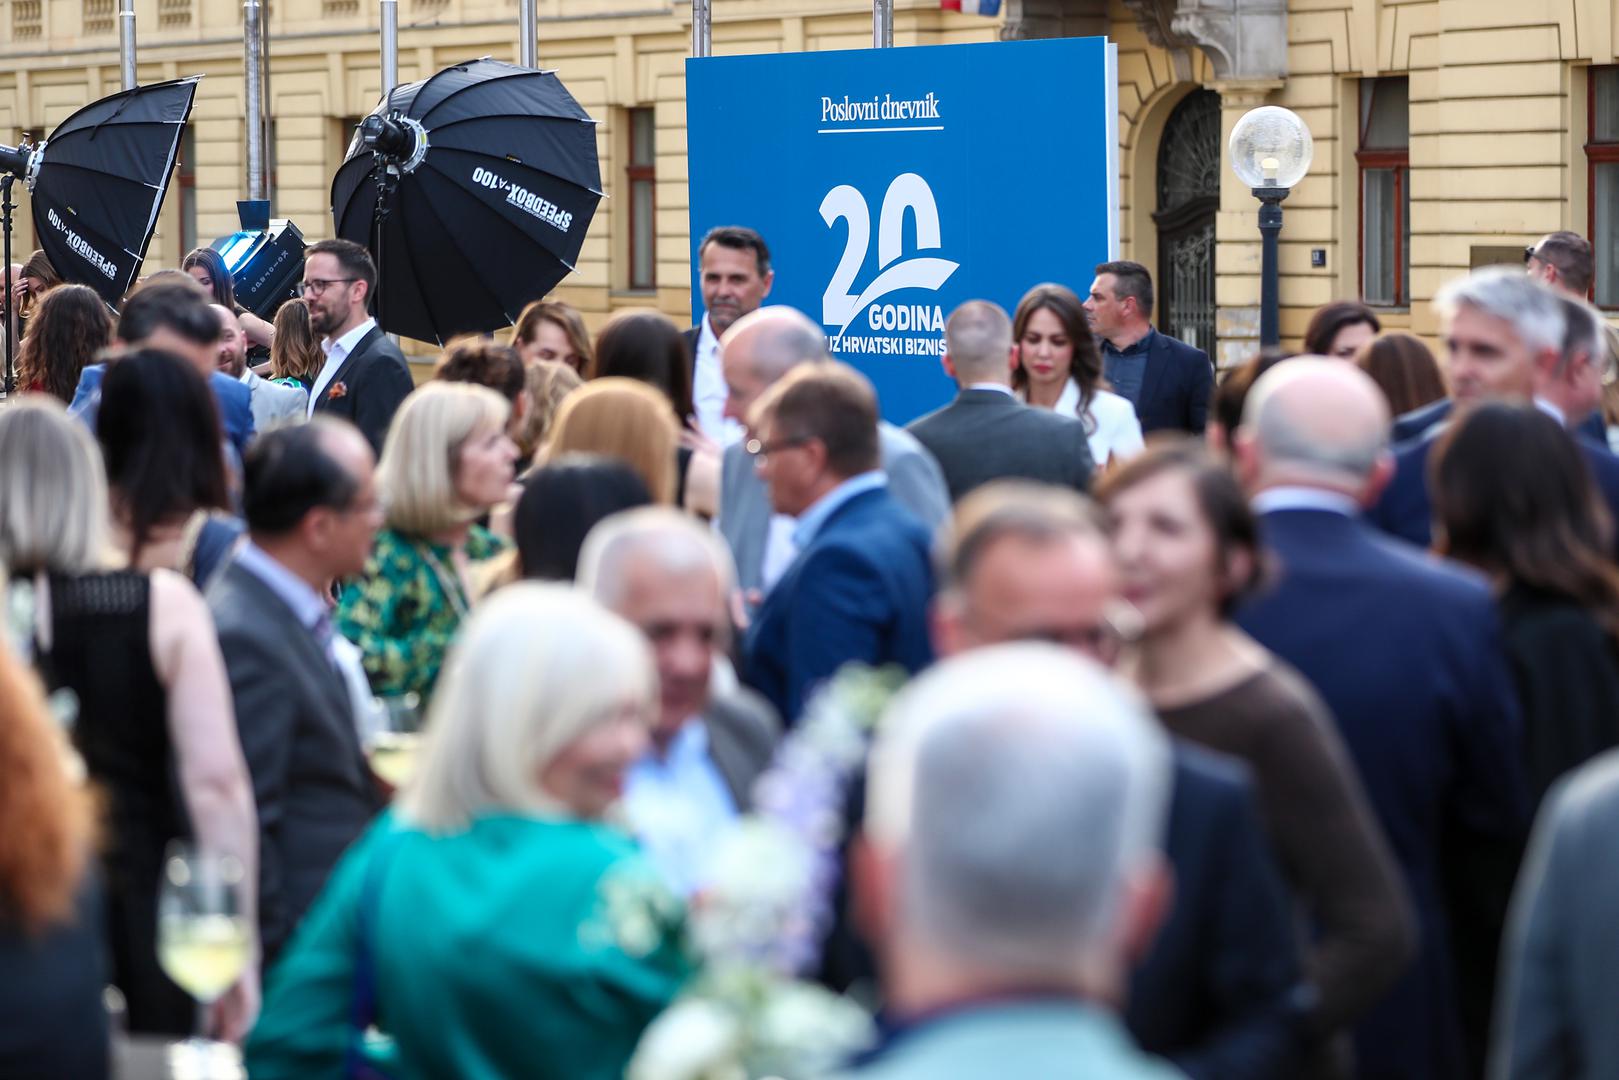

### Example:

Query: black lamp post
xmin=1230 ymin=106 xmax=1314 ymax=350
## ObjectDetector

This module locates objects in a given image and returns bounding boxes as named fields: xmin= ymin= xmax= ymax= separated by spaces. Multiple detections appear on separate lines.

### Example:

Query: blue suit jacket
xmin=1127 ymin=744 xmax=1304 ymax=1080
xmin=1237 ymin=508 xmax=1529 ymax=1080
xmin=1368 ymin=425 xmax=1619 ymax=555
xmin=1395 ymin=396 xmax=1609 ymax=446
xmin=1117 ymin=329 xmax=1214 ymax=435
xmin=741 ymin=487 xmax=934 ymax=723
xmin=69 ymin=361 xmax=255 ymax=462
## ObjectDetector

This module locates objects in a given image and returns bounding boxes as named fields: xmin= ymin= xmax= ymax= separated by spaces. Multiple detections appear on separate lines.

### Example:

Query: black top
xmin=31 ymin=570 xmax=193 ymax=1035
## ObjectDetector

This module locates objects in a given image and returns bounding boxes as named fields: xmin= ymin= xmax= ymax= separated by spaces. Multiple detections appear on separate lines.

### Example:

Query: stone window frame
xmin=1357 ymin=76 xmax=1409 ymax=309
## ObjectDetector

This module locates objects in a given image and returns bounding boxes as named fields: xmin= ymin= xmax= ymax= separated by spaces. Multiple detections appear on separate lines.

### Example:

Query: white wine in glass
xmin=157 ymin=842 xmax=252 ymax=1076
xmin=367 ymin=692 xmax=423 ymax=788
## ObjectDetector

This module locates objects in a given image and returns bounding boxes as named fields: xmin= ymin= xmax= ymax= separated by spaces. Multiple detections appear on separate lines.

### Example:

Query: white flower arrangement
xmin=626 ymin=664 xmax=907 ymax=1080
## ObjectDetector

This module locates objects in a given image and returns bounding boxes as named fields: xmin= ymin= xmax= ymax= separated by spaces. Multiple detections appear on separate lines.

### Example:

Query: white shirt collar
xmin=1533 ymin=395 xmax=1567 ymax=427
xmin=966 ymin=382 xmax=1015 ymax=396
xmin=1251 ymin=486 xmax=1361 ymax=517
xmin=238 ymin=368 xmax=254 ymax=386
xmin=698 ymin=314 xmax=720 ymax=354
xmin=323 ymin=316 xmax=377 ymax=359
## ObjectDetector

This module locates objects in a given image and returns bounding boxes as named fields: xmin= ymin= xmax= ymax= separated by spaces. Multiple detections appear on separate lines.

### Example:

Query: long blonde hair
xmin=398 ymin=583 xmax=655 ymax=831
xmin=543 ymin=377 xmax=677 ymax=505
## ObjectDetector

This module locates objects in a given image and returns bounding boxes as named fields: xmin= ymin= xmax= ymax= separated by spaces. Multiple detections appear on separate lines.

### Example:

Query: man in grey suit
xmin=716 ymin=306 xmax=949 ymax=605
xmin=207 ymin=419 xmax=384 ymax=964
xmin=1491 ymin=748 xmax=1619 ymax=1079
xmin=578 ymin=506 xmax=779 ymax=897
xmin=906 ymin=300 xmax=1094 ymax=503
xmin=212 ymin=304 xmax=307 ymax=432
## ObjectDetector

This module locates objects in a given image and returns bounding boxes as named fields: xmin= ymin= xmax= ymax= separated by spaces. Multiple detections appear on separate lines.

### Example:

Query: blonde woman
xmin=248 ymin=585 xmax=687 ymax=1079
xmin=336 ymin=382 xmax=519 ymax=700
xmin=544 ymin=377 xmax=678 ymax=505
xmin=516 ymin=359 xmax=583 ymax=472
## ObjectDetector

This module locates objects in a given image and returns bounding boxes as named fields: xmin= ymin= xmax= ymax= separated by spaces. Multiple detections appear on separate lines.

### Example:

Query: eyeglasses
xmin=745 ymin=434 xmax=812 ymax=461
xmin=298 ymin=277 xmax=359 ymax=296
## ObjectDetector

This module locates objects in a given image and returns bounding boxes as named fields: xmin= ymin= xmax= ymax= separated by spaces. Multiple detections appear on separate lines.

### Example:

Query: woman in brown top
xmin=1098 ymin=440 xmax=1416 ymax=1078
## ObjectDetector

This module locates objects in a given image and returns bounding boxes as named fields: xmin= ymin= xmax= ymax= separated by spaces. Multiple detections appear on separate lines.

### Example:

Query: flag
xmin=941 ymin=0 xmax=1001 ymax=13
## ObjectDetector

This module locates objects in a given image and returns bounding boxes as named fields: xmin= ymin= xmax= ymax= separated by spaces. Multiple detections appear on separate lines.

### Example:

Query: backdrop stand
xmin=369 ymin=159 xmax=399 ymax=333
xmin=3 ymin=173 xmax=16 ymax=395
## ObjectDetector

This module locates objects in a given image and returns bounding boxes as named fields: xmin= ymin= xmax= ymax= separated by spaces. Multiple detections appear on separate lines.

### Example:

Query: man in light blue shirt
xmin=578 ymin=507 xmax=779 ymax=896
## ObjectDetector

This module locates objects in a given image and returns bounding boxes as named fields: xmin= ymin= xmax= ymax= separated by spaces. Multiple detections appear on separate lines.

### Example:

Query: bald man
xmin=1233 ymin=359 xmax=1529 ymax=1080
xmin=716 ymin=306 xmax=949 ymax=606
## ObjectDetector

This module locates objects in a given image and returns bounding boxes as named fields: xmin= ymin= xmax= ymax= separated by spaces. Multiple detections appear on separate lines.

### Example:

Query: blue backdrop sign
xmin=687 ymin=37 xmax=1118 ymax=423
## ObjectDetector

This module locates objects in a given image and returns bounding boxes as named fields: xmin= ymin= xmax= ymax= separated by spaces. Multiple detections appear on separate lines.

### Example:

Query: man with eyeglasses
xmin=927 ymin=480 xmax=1306 ymax=1079
xmin=302 ymin=238 xmax=414 ymax=455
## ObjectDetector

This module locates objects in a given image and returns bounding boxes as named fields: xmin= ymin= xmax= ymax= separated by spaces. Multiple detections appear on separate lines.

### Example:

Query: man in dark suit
xmin=1234 ymin=359 xmax=1530 ymax=1080
xmin=207 ymin=419 xmax=386 ymax=965
xmin=302 ymin=238 xmax=415 ymax=455
xmin=930 ymin=482 xmax=1305 ymax=1078
xmin=905 ymin=300 xmax=1094 ymax=502
xmin=69 ymin=280 xmax=255 ymax=461
xmin=1085 ymin=259 xmax=1213 ymax=434
xmin=686 ymin=225 xmax=774 ymax=443
xmin=1369 ymin=270 xmax=1619 ymax=551
xmin=741 ymin=362 xmax=934 ymax=723
xmin=579 ymin=506 xmax=779 ymax=897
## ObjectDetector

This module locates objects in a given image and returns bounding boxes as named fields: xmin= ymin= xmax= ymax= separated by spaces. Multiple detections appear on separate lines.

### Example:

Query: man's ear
xmin=942 ymin=352 xmax=958 ymax=382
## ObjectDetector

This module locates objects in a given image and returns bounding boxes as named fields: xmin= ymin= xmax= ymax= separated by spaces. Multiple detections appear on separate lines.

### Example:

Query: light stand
xmin=361 ymin=111 xmax=425 ymax=335
xmin=2 ymin=174 xmax=14 ymax=395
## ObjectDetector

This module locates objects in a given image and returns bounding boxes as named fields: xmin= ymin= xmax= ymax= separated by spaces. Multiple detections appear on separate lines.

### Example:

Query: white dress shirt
xmin=693 ymin=316 xmax=744 ymax=446
xmin=1251 ymin=486 xmax=1362 ymax=517
xmin=308 ymin=316 xmax=377 ymax=416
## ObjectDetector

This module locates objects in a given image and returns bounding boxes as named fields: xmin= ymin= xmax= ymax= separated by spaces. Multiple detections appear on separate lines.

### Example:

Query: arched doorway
xmin=1153 ymin=89 xmax=1219 ymax=353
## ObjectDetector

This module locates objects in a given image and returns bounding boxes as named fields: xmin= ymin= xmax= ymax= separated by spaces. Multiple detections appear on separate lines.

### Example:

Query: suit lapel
xmin=316 ymin=326 xmax=380 ymax=410
xmin=1135 ymin=332 xmax=1168 ymax=420
xmin=227 ymin=565 xmax=358 ymax=739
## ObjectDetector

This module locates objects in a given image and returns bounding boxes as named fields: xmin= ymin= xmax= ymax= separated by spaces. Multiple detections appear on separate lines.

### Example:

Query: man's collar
xmin=1104 ymin=325 xmax=1156 ymax=355
xmin=1251 ymin=486 xmax=1361 ymax=518
xmin=965 ymin=382 xmax=1015 ymax=396
xmin=698 ymin=314 xmax=720 ymax=352
xmin=1533 ymin=395 xmax=1568 ymax=427
xmin=792 ymin=470 xmax=887 ymax=550
xmin=323 ymin=316 xmax=377 ymax=358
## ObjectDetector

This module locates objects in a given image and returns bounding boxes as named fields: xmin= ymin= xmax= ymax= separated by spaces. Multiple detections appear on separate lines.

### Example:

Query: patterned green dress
xmin=335 ymin=525 xmax=509 ymax=700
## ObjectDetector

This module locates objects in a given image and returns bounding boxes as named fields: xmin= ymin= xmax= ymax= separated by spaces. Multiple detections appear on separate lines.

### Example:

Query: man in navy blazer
xmin=69 ymin=279 xmax=254 ymax=460
xmin=1371 ymin=271 xmax=1619 ymax=552
xmin=741 ymin=362 xmax=934 ymax=724
xmin=1085 ymin=260 xmax=1213 ymax=434
xmin=1235 ymin=360 xmax=1530 ymax=1080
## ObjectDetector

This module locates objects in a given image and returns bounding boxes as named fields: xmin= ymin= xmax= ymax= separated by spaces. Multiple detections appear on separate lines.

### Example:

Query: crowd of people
xmin=0 ymin=220 xmax=1617 ymax=1080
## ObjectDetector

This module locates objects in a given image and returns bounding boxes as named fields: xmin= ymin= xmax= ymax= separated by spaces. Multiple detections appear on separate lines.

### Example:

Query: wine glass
xmin=157 ymin=842 xmax=252 ymax=1078
xmin=366 ymin=691 xmax=423 ymax=789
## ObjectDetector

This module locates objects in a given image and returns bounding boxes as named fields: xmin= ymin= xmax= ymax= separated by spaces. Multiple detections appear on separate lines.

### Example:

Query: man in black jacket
xmin=1086 ymin=260 xmax=1214 ymax=434
xmin=303 ymin=238 xmax=415 ymax=455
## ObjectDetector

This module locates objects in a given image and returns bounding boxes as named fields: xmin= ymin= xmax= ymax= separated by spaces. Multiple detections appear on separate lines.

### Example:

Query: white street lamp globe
xmin=1229 ymin=106 xmax=1314 ymax=189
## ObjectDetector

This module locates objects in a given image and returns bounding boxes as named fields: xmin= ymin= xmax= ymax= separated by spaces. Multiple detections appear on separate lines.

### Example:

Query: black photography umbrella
xmin=330 ymin=57 xmax=602 ymax=344
xmin=0 ymin=76 xmax=199 ymax=390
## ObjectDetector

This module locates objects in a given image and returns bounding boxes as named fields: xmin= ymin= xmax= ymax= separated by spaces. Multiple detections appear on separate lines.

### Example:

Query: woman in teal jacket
xmin=247 ymin=584 xmax=688 ymax=1079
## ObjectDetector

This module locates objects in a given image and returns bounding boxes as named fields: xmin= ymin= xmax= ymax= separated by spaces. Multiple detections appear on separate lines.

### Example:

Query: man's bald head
xmin=720 ymin=305 xmax=832 ymax=426
xmin=1236 ymin=357 xmax=1393 ymax=502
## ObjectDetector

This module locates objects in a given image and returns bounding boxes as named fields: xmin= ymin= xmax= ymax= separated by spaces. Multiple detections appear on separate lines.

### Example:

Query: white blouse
xmin=1025 ymin=379 xmax=1146 ymax=468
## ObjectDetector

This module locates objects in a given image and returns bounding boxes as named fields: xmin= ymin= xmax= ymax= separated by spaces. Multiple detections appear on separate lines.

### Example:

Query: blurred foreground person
xmin=545 ymin=378 xmax=679 ymax=505
xmin=336 ymin=382 xmax=516 ymax=702
xmin=0 ymin=623 xmax=107 ymax=1079
xmin=839 ymin=643 xmax=1178 ymax=1079
xmin=0 ymin=397 xmax=257 ymax=1038
xmin=506 ymin=455 xmax=652 ymax=583
xmin=247 ymin=585 xmax=687 ymax=1079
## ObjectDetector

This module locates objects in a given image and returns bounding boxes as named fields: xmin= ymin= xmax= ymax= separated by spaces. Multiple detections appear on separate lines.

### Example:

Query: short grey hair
xmin=0 ymin=396 xmax=109 ymax=574
xmin=866 ymin=643 xmax=1170 ymax=979
xmin=726 ymin=306 xmax=831 ymax=385
xmin=576 ymin=506 xmax=737 ymax=611
xmin=1434 ymin=266 xmax=1565 ymax=355
xmin=1558 ymin=295 xmax=1608 ymax=376
xmin=399 ymin=583 xmax=656 ymax=832
xmin=943 ymin=301 xmax=1013 ymax=380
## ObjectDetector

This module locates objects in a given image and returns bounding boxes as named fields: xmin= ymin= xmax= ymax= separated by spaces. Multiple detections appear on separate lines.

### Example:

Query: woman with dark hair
xmin=183 ymin=246 xmax=275 ymax=348
xmin=588 ymin=309 xmax=695 ymax=422
xmin=15 ymin=283 xmax=114 ymax=403
xmin=1431 ymin=402 xmax=1619 ymax=801
xmin=270 ymin=298 xmax=324 ymax=391
xmin=513 ymin=454 xmax=653 ymax=581
xmin=1099 ymin=440 xmax=1415 ymax=1076
xmin=97 ymin=349 xmax=239 ymax=585
xmin=1304 ymin=301 xmax=1382 ymax=360
xmin=1355 ymin=332 xmax=1448 ymax=418
xmin=512 ymin=298 xmax=592 ymax=373
xmin=1012 ymin=283 xmax=1143 ymax=468
xmin=1206 ymin=349 xmax=1293 ymax=456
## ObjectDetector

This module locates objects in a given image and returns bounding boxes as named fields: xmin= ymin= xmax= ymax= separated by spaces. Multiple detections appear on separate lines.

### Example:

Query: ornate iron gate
xmin=1153 ymin=89 xmax=1219 ymax=353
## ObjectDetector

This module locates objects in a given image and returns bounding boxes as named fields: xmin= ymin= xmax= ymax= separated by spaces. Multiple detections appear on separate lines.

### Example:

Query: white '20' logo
xmin=820 ymin=173 xmax=960 ymax=336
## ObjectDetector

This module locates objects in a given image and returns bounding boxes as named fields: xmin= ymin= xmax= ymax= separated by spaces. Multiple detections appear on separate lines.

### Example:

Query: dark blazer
xmin=311 ymin=325 xmax=415 ymax=455
xmin=1237 ymin=508 xmax=1530 ymax=1080
xmin=742 ymin=486 xmax=933 ymax=723
xmin=1389 ymin=397 xmax=1452 ymax=444
xmin=701 ymin=685 xmax=780 ymax=811
xmin=904 ymin=388 xmax=1094 ymax=503
xmin=69 ymin=362 xmax=255 ymax=463
xmin=1369 ymin=427 xmax=1619 ymax=556
xmin=682 ymin=325 xmax=701 ymax=370
xmin=1128 ymin=743 xmax=1305 ymax=1080
xmin=1113 ymin=328 xmax=1214 ymax=435
xmin=206 ymin=559 xmax=382 ymax=965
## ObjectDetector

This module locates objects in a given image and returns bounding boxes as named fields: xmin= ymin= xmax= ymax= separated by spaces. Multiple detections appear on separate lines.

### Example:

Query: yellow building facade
xmin=0 ymin=0 xmax=1610 ymax=366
